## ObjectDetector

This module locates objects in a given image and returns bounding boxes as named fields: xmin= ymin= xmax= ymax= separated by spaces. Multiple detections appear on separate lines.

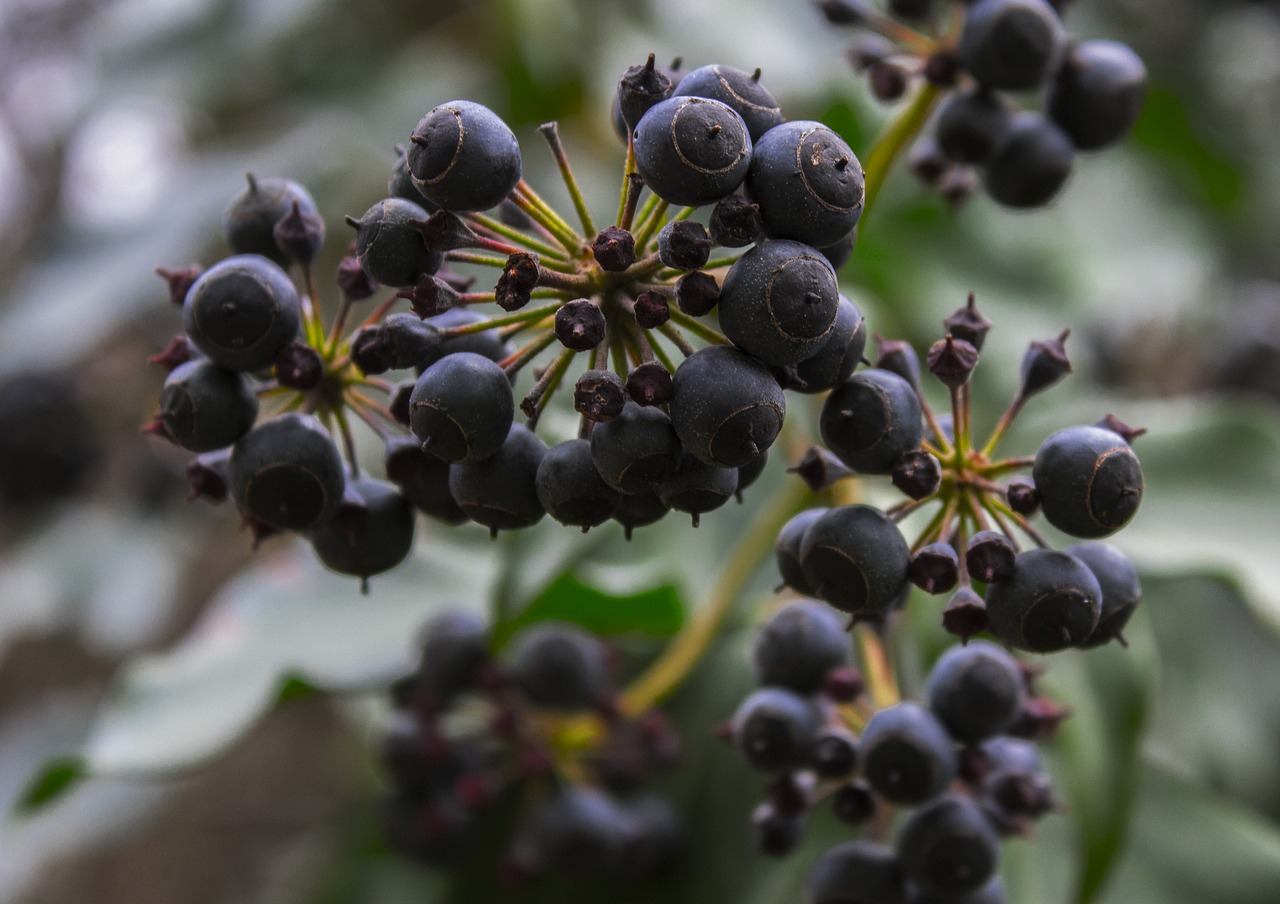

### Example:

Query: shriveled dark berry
xmin=1032 ymin=424 xmax=1142 ymax=537
xmin=670 ymin=345 xmax=785 ymax=467
xmin=627 ymin=362 xmax=673 ymax=407
xmin=943 ymin=292 xmax=993 ymax=352
xmin=808 ymin=841 xmax=906 ymax=904
xmin=859 ymin=702 xmax=957 ymax=806
xmin=495 ymin=251 xmax=539 ymax=311
xmin=896 ymin=793 xmax=1000 ymax=896
xmin=510 ymin=622 xmax=609 ymax=710
xmin=632 ymin=96 xmax=753 ymax=207
xmin=229 ymin=413 xmax=345 ymax=531
xmin=927 ymin=335 xmax=980 ymax=389
xmin=308 ymin=477 xmax=415 ymax=586
xmin=868 ymin=60 xmax=909 ymax=103
xmin=811 ymin=730 xmax=859 ymax=779
xmin=891 ymin=450 xmax=942 ymax=500
xmin=965 ymin=530 xmax=1017 ymax=583
xmin=754 ymin=801 xmax=807 ymax=857
xmin=985 ymin=548 xmax=1102 ymax=652
xmin=910 ymin=543 xmax=961 ymax=594
xmin=673 ymin=64 xmax=783 ymax=140
xmin=574 ymin=369 xmax=627 ymax=422
xmin=875 ymin=335 xmax=922 ymax=387
xmin=718 ymin=240 xmax=840 ymax=367
xmin=158 ymin=359 xmax=258 ymax=453
xmin=618 ymin=53 xmax=676 ymax=132
xmin=708 ymin=195 xmax=763 ymax=248
xmin=536 ymin=438 xmax=622 ymax=530
xmin=633 ymin=291 xmax=671 ymax=329
xmin=926 ymin=641 xmax=1025 ymax=742
xmin=274 ymin=341 xmax=323 ymax=391
xmin=1066 ymin=542 xmax=1141 ymax=648
xmin=407 ymin=100 xmax=522 ymax=212
xmin=592 ymin=226 xmax=636 ymax=272
xmin=788 ymin=446 xmax=854 ymax=493
xmin=731 ymin=687 xmax=823 ymax=774
xmin=183 ymin=255 xmax=301 ymax=372
xmin=186 ymin=449 xmax=231 ymax=503
xmin=943 ymin=587 xmax=990 ymax=643
xmin=675 ymin=270 xmax=720 ymax=316
xmin=820 ymin=369 xmax=924 ymax=474
xmin=410 ymin=352 xmax=515 ymax=463
xmin=657 ymin=220 xmax=712 ymax=271
xmin=799 ymin=505 xmax=911 ymax=617
xmin=752 ymin=601 xmax=851 ymax=693
xmin=555 ymin=298 xmax=606 ymax=351
xmin=831 ymin=782 xmax=879 ymax=828
xmin=1019 ymin=329 xmax=1071 ymax=398
xmin=590 ymin=402 xmax=683 ymax=494
xmin=448 ymin=423 xmax=547 ymax=535
xmin=1006 ymin=477 xmax=1039 ymax=515
xmin=746 ymin=121 xmax=864 ymax=248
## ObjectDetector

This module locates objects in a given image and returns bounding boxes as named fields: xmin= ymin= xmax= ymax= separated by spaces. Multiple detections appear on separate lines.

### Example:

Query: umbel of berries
xmin=776 ymin=290 xmax=1144 ymax=653
xmin=821 ymin=0 xmax=1148 ymax=210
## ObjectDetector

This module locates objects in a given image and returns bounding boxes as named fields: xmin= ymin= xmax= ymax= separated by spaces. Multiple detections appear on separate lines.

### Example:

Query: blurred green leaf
xmin=491 ymin=571 xmax=684 ymax=649
xmin=14 ymin=757 xmax=88 ymax=815
xmin=1132 ymin=87 xmax=1243 ymax=211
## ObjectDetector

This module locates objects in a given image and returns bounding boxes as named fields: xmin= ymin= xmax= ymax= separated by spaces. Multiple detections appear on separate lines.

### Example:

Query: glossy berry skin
xmin=799 ymin=505 xmax=911 ymax=617
xmin=673 ymin=64 xmax=783 ymax=141
xmin=669 ymin=345 xmax=785 ymax=468
xmin=775 ymin=508 xmax=828 ymax=596
xmin=1047 ymin=40 xmax=1147 ymax=151
xmin=732 ymin=687 xmax=823 ymax=774
xmin=590 ymin=402 xmax=683 ymax=495
xmin=632 ymin=96 xmax=753 ymax=207
xmin=308 ymin=477 xmax=415 ymax=583
xmin=448 ymin=423 xmax=547 ymax=533
xmin=925 ymin=641 xmax=1025 ymax=743
xmin=897 ymin=793 xmax=1001 ymax=896
xmin=1066 ymin=542 xmax=1142 ymax=647
xmin=752 ymin=601 xmax=851 ymax=693
xmin=409 ymin=352 xmax=515 ymax=464
xmin=983 ymin=113 xmax=1074 ymax=208
xmin=820 ymin=369 xmax=924 ymax=474
xmin=535 ymin=438 xmax=621 ymax=530
xmin=808 ymin=841 xmax=907 ymax=904
xmin=718 ymin=240 xmax=840 ymax=366
xmin=222 ymin=175 xmax=319 ymax=267
xmin=791 ymin=295 xmax=868 ymax=394
xmin=909 ymin=877 xmax=1007 ymax=904
xmin=383 ymin=436 xmax=467 ymax=524
xmin=934 ymin=87 xmax=1011 ymax=164
xmin=985 ymin=548 xmax=1102 ymax=651
xmin=229 ymin=413 xmax=345 ymax=531
xmin=183 ymin=255 xmax=301 ymax=372
xmin=349 ymin=197 xmax=443 ymax=288
xmin=958 ymin=0 xmax=1066 ymax=91
xmin=745 ymin=121 xmax=865 ymax=248
xmin=859 ymin=702 xmax=957 ymax=806
xmin=655 ymin=452 xmax=738 ymax=525
xmin=510 ymin=622 xmax=609 ymax=711
xmin=159 ymin=359 xmax=258 ymax=452
xmin=1033 ymin=425 xmax=1143 ymax=537
xmin=407 ymin=100 xmax=521 ymax=212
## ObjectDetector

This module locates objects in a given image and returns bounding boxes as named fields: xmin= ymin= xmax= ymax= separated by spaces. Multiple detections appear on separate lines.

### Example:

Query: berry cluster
xmin=821 ymin=0 xmax=1148 ymax=208
xmin=145 ymin=55 xmax=880 ymax=586
xmin=730 ymin=603 xmax=1064 ymax=903
xmin=383 ymin=612 xmax=681 ymax=881
xmin=777 ymin=293 xmax=1145 ymax=653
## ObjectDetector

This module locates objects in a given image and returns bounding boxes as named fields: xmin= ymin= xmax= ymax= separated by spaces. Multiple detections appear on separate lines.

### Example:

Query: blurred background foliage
xmin=1 ymin=0 xmax=1279 ymax=902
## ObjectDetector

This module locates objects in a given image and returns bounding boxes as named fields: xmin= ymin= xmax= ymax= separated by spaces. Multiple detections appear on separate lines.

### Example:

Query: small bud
xmin=1096 ymin=413 xmax=1147 ymax=444
xmin=942 ymin=587 xmax=988 ymax=642
xmin=926 ymin=334 xmax=980 ymax=389
xmin=1006 ymin=477 xmax=1040 ymax=516
xmin=336 ymin=254 xmax=378 ymax=301
xmin=675 ymin=271 xmax=720 ymax=316
xmin=398 ymin=273 xmax=461 ymax=318
xmin=943 ymin=292 xmax=993 ymax=351
xmin=592 ymin=226 xmax=637 ymax=272
xmin=909 ymin=137 xmax=949 ymax=186
xmin=185 ymin=450 xmax=230 ymax=503
xmin=350 ymin=325 xmax=392 ymax=375
xmin=923 ymin=47 xmax=961 ymax=87
xmin=890 ymin=448 xmax=942 ymax=499
xmin=273 ymin=199 xmax=325 ymax=265
xmin=832 ymin=781 xmax=876 ymax=826
xmin=155 ymin=265 xmax=202 ymax=306
xmin=148 ymin=334 xmax=198 ymax=370
xmin=554 ymin=299 xmax=606 ymax=351
xmin=618 ymin=53 xmax=674 ymax=131
xmin=274 ymin=341 xmax=324 ymax=391
xmin=574 ymin=369 xmax=627 ymax=421
xmin=846 ymin=34 xmax=895 ymax=71
xmin=823 ymin=666 xmax=865 ymax=702
xmin=634 ymin=291 xmax=670 ymax=329
xmin=788 ymin=446 xmax=854 ymax=493
xmin=965 ymin=530 xmax=1017 ymax=583
xmin=873 ymin=334 xmax=920 ymax=387
xmin=810 ymin=731 xmax=859 ymax=779
xmin=413 ymin=210 xmax=476 ymax=252
xmin=868 ymin=60 xmax=908 ymax=103
xmin=495 ymin=252 xmax=539 ymax=311
xmin=1019 ymin=329 xmax=1071 ymax=399
xmin=1008 ymin=696 xmax=1072 ymax=739
xmin=909 ymin=542 xmax=960 ymax=594
xmin=708 ymin=195 xmax=762 ymax=248
xmin=626 ymin=362 xmax=673 ymax=406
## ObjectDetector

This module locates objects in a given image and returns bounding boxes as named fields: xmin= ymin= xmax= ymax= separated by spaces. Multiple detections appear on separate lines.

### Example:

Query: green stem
xmin=539 ymin=122 xmax=596 ymax=237
xmin=441 ymin=301 xmax=564 ymax=337
xmin=466 ymin=212 xmax=568 ymax=261
xmin=667 ymin=308 xmax=730 ymax=346
xmin=860 ymin=82 xmax=942 ymax=228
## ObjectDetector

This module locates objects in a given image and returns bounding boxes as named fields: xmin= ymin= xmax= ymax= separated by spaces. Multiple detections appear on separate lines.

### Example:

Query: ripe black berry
xmin=229 ymin=412 xmax=345 ymax=531
xmin=752 ymin=601 xmax=851 ymax=693
xmin=632 ymin=96 xmax=753 ymax=207
xmin=959 ymin=0 xmax=1066 ymax=91
xmin=807 ymin=841 xmax=907 ymax=904
xmin=447 ymin=423 xmax=547 ymax=534
xmin=820 ymin=369 xmax=924 ymax=474
xmin=1047 ymin=40 xmax=1147 ymax=151
xmin=656 ymin=452 xmax=739 ymax=526
xmin=1065 ymin=542 xmax=1141 ymax=647
xmin=1032 ymin=424 xmax=1143 ymax=538
xmin=346 ymin=197 xmax=444 ymax=288
xmin=308 ymin=477 xmax=415 ymax=586
xmin=731 ymin=687 xmax=823 ymax=774
xmin=669 ymin=345 xmax=785 ymax=468
xmin=510 ymin=622 xmax=609 ymax=710
xmin=985 ymin=548 xmax=1102 ymax=651
xmin=754 ymin=801 xmax=807 ymax=857
xmin=409 ymin=352 xmax=515 ymax=464
xmin=590 ymin=402 xmax=683 ymax=494
xmin=896 ymin=793 xmax=1000 ymax=896
xmin=983 ymin=113 xmax=1074 ymax=209
xmin=718 ymin=240 xmax=840 ymax=366
xmin=384 ymin=436 xmax=466 ymax=524
xmin=776 ymin=508 xmax=828 ymax=596
xmin=859 ymin=702 xmax=957 ymax=806
xmin=183 ymin=255 xmax=301 ymax=372
xmin=799 ymin=505 xmax=911 ymax=617
xmin=535 ymin=438 xmax=622 ymax=530
xmin=790 ymin=294 xmax=867 ymax=394
xmin=673 ymin=64 xmax=783 ymax=141
xmin=613 ymin=491 xmax=670 ymax=539
xmin=222 ymin=174 xmax=320 ymax=267
xmin=926 ymin=641 xmax=1025 ymax=742
xmin=407 ymin=100 xmax=522 ymax=212
xmin=158 ymin=359 xmax=258 ymax=453
xmin=746 ymin=121 xmax=865 ymax=248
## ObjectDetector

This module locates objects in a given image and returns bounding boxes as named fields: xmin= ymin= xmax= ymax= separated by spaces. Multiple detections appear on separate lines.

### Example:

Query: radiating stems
xmin=667 ymin=308 xmax=729 ymax=345
xmin=632 ymin=199 xmax=671 ymax=251
xmin=539 ymin=122 xmax=596 ymax=237
xmin=619 ymin=479 xmax=811 ymax=715
xmin=981 ymin=393 xmax=1027 ymax=459
xmin=616 ymin=140 xmax=637 ymax=229
xmin=511 ymin=182 xmax=580 ymax=253
xmin=500 ymin=328 xmax=559 ymax=376
xmin=441 ymin=301 xmax=564 ymax=337
xmin=643 ymin=329 xmax=678 ymax=372
xmin=521 ymin=346 xmax=576 ymax=424
xmin=980 ymin=456 xmax=1035 ymax=478
xmin=466 ymin=212 xmax=567 ymax=261
xmin=333 ymin=406 xmax=361 ymax=477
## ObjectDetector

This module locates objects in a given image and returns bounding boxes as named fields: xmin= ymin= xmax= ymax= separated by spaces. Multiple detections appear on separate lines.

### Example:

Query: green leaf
xmin=14 ymin=756 xmax=87 ymax=814
xmin=491 ymin=571 xmax=684 ymax=648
